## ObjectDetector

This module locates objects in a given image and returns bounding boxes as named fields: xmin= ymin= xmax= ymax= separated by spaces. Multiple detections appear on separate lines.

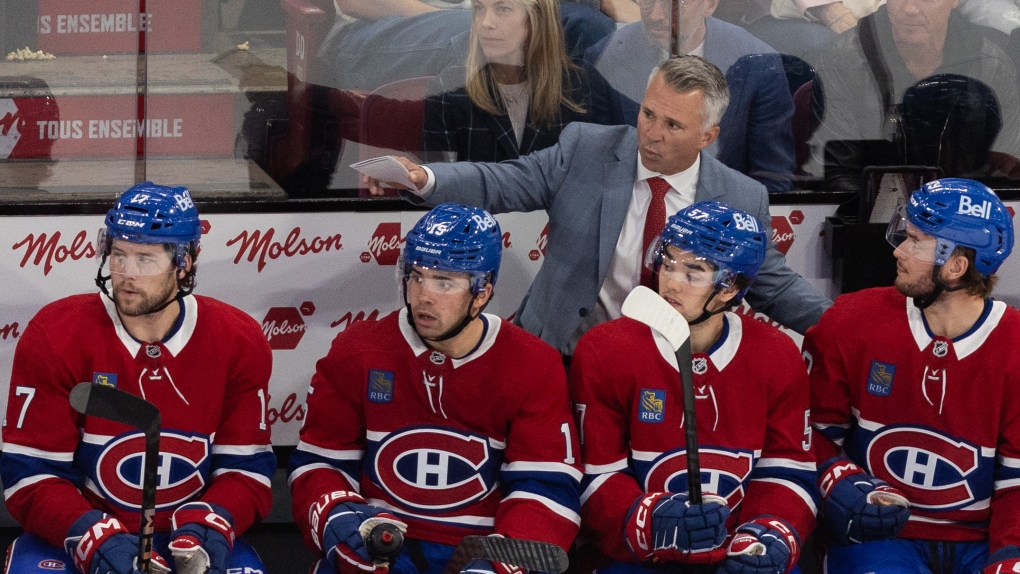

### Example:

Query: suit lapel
xmin=599 ymin=129 xmax=639 ymax=281
xmin=694 ymin=152 xmax=726 ymax=202
xmin=485 ymin=112 xmax=520 ymax=159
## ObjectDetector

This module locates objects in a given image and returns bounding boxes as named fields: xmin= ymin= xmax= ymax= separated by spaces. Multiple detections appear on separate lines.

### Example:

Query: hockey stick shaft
xmin=442 ymin=536 xmax=568 ymax=574
xmin=70 ymin=383 xmax=161 ymax=573
xmin=621 ymin=286 xmax=702 ymax=504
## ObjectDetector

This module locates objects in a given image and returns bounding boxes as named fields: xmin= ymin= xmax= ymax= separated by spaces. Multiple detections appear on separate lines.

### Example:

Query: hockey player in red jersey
xmin=571 ymin=201 xmax=817 ymax=574
xmin=1 ymin=182 xmax=274 ymax=574
xmin=804 ymin=178 xmax=1020 ymax=574
xmin=289 ymin=203 xmax=582 ymax=574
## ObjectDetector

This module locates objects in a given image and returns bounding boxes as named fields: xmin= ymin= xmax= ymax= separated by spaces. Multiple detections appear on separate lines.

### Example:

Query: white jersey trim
xmin=4 ymin=474 xmax=60 ymax=499
xmin=287 ymin=463 xmax=359 ymax=490
xmin=502 ymin=461 xmax=583 ymax=482
xmin=755 ymin=458 xmax=814 ymax=472
xmin=211 ymin=444 xmax=273 ymax=456
xmin=295 ymin=440 xmax=364 ymax=460
xmin=906 ymin=298 xmax=1006 ymax=360
xmin=585 ymin=459 xmax=629 ymax=475
xmin=368 ymin=498 xmax=495 ymax=527
xmin=652 ymin=328 xmax=679 ymax=371
xmin=1 ymin=443 xmax=74 ymax=462
xmin=502 ymin=490 xmax=581 ymax=526
xmin=751 ymin=477 xmax=818 ymax=515
xmin=1000 ymin=455 xmax=1020 ymax=468
xmin=995 ymin=478 xmax=1020 ymax=491
xmin=709 ymin=313 xmax=742 ymax=372
xmin=103 ymin=293 xmax=199 ymax=357
xmin=453 ymin=314 xmax=503 ymax=368
xmin=580 ymin=473 xmax=615 ymax=506
xmin=210 ymin=467 xmax=272 ymax=487
xmin=82 ymin=432 xmax=116 ymax=445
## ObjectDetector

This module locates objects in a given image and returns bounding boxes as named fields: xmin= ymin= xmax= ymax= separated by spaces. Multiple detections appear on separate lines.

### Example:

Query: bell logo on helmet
xmin=957 ymin=195 xmax=992 ymax=219
xmin=173 ymin=191 xmax=195 ymax=211
xmin=732 ymin=213 xmax=759 ymax=232
xmin=470 ymin=213 xmax=497 ymax=232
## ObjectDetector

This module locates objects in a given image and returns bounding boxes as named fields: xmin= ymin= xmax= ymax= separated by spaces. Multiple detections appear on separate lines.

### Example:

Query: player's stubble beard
xmin=112 ymin=270 xmax=179 ymax=317
xmin=894 ymin=264 xmax=939 ymax=301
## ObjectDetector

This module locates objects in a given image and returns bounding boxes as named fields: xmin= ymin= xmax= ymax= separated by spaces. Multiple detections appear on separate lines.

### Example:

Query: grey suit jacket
xmin=421 ymin=123 xmax=831 ymax=352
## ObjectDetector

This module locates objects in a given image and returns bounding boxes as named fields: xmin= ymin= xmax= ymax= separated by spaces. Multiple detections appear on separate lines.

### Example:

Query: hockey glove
xmin=719 ymin=516 xmax=800 ymax=574
xmin=461 ymin=558 xmax=528 ymax=574
xmin=169 ymin=501 xmax=235 ymax=574
xmin=818 ymin=459 xmax=909 ymax=544
xmin=65 ymin=510 xmax=170 ymax=574
xmin=984 ymin=546 xmax=1020 ymax=574
xmin=310 ymin=490 xmax=408 ymax=574
xmin=624 ymin=491 xmax=730 ymax=564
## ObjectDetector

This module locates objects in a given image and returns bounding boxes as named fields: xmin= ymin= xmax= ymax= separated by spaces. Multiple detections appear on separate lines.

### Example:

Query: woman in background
xmin=423 ymin=0 xmax=590 ymax=162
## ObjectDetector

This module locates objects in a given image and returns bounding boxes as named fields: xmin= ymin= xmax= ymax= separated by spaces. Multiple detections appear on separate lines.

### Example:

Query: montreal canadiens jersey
xmin=571 ymin=314 xmax=816 ymax=562
xmin=804 ymin=286 xmax=1020 ymax=550
xmin=1 ymin=293 xmax=275 ymax=549
xmin=289 ymin=310 xmax=582 ymax=551
xmin=570 ymin=313 xmax=817 ymax=562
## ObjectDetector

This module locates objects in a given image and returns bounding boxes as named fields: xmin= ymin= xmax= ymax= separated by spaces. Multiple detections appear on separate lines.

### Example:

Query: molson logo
xmin=529 ymin=224 xmax=549 ymax=261
xmin=12 ymin=230 xmax=96 ymax=275
xmin=227 ymin=227 xmax=343 ymax=272
xmin=261 ymin=302 xmax=315 ymax=350
xmin=0 ymin=321 xmax=21 ymax=341
xmin=331 ymin=308 xmax=384 ymax=332
xmin=770 ymin=211 xmax=804 ymax=255
xmin=361 ymin=222 xmax=403 ymax=265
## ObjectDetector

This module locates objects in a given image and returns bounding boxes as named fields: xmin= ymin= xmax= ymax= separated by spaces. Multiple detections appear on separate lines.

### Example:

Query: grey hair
xmin=651 ymin=55 xmax=730 ymax=130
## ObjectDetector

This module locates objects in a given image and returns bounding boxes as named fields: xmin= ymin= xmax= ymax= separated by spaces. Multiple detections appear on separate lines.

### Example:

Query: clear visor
xmin=397 ymin=258 xmax=476 ymax=296
xmin=97 ymin=229 xmax=174 ymax=276
xmin=644 ymin=239 xmax=722 ymax=289
xmin=886 ymin=205 xmax=938 ymax=263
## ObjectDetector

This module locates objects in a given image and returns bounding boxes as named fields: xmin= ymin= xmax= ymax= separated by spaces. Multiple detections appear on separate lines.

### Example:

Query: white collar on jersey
xmin=397 ymin=310 xmax=503 ymax=368
xmin=102 ymin=293 xmax=199 ymax=358
xmin=651 ymin=311 xmax=742 ymax=372
xmin=905 ymin=298 xmax=1006 ymax=360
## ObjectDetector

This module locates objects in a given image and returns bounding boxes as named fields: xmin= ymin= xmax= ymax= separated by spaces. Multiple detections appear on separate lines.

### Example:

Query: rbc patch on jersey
xmin=867 ymin=361 xmax=895 ymax=397
xmin=368 ymin=370 xmax=394 ymax=403
xmin=638 ymin=389 xmax=666 ymax=423
xmin=93 ymin=372 xmax=118 ymax=387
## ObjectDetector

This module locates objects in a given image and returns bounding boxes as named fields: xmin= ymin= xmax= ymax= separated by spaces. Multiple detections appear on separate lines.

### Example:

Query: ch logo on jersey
xmin=38 ymin=560 xmax=65 ymax=570
xmin=866 ymin=426 xmax=981 ymax=510
xmin=368 ymin=370 xmax=394 ymax=404
xmin=94 ymin=431 xmax=210 ymax=511
xmin=373 ymin=427 xmax=496 ymax=511
xmin=93 ymin=372 xmax=118 ymax=388
xmin=644 ymin=448 xmax=754 ymax=509
xmin=867 ymin=361 xmax=895 ymax=397
xmin=639 ymin=389 xmax=665 ymax=423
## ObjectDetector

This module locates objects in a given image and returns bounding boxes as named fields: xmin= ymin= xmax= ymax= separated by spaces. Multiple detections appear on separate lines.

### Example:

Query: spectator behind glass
xmin=715 ymin=0 xmax=883 ymax=58
xmin=583 ymin=0 xmax=798 ymax=192
xmin=423 ymin=0 xmax=591 ymax=162
xmin=806 ymin=0 xmax=1020 ymax=190
xmin=319 ymin=0 xmax=615 ymax=91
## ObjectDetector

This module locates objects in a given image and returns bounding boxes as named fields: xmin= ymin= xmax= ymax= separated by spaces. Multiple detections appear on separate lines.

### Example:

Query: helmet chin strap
xmin=912 ymin=265 xmax=969 ymax=310
xmin=402 ymin=279 xmax=491 ymax=346
xmin=688 ymin=289 xmax=722 ymax=326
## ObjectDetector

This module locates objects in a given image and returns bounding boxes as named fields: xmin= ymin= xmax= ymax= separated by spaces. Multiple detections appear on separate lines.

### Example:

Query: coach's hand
xmin=362 ymin=156 xmax=429 ymax=197
xmin=310 ymin=490 xmax=408 ymax=574
xmin=65 ymin=510 xmax=170 ymax=574
xmin=169 ymin=502 xmax=235 ymax=574
xmin=819 ymin=460 xmax=909 ymax=544
xmin=625 ymin=491 xmax=730 ymax=564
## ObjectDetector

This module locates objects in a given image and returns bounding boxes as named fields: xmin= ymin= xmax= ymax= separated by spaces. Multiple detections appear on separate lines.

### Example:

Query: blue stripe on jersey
xmin=0 ymin=450 xmax=82 ymax=494
xmin=212 ymin=450 xmax=276 ymax=483
xmin=288 ymin=446 xmax=364 ymax=487
xmin=500 ymin=473 xmax=581 ymax=516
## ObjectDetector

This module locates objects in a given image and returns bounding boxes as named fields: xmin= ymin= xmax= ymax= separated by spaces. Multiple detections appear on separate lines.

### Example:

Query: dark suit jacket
xmin=416 ymin=123 xmax=830 ymax=352
xmin=583 ymin=18 xmax=796 ymax=192
xmin=422 ymin=66 xmax=592 ymax=163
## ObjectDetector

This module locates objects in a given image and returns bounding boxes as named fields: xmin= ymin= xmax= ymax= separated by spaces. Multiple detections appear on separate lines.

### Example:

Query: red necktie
xmin=641 ymin=176 xmax=671 ymax=289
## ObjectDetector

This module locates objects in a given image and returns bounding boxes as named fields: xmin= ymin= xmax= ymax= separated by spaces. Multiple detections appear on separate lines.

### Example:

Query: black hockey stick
xmin=70 ymin=382 xmax=161 ymax=573
xmin=442 ymin=536 xmax=569 ymax=574
xmin=621 ymin=286 xmax=701 ymax=503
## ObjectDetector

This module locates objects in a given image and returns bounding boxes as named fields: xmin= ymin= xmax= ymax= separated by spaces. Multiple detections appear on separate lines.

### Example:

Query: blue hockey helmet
xmin=888 ymin=178 xmax=1013 ymax=277
xmin=100 ymin=181 xmax=201 ymax=269
xmin=400 ymin=203 xmax=502 ymax=293
xmin=645 ymin=200 xmax=767 ymax=298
